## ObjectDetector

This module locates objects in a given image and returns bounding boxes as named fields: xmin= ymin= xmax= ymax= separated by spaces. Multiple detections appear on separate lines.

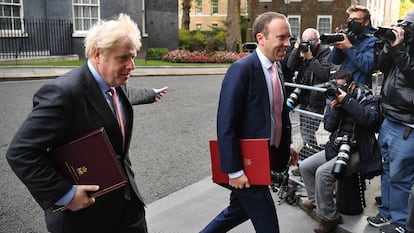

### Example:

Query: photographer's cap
xmin=403 ymin=9 xmax=414 ymax=23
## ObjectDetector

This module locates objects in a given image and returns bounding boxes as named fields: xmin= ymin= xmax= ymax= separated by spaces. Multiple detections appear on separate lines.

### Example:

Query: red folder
xmin=50 ymin=128 xmax=127 ymax=211
xmin=209 ymin=139 xmax=271 ymax=185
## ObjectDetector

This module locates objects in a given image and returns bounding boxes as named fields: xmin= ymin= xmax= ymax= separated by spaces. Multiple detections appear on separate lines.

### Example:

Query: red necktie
xmin=109 ymin=87 xmax=131 ymax=200
xmin=271 ymin=64 xmax=283 ymax=147
xmin=109 ymin=87 xmax=126 ymax=145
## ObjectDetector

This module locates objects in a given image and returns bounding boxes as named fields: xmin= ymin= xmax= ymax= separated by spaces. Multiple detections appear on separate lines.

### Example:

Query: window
xmin=196 ymin=0 xmax=202 ymax=14
xmin=196 ymin=23 xmax=202 ymax=30
xmin=211 ymin=0 xmax=218 ymax=14
xmin=0 ymin=0 xmax=23 ymax=34
xmin=288 ymin=16 xmax=300 ymax=38
xmin=211 ymin=23 xmax=218 ymax=30
xmin=317 ymin=16 xmax=332 ymax=34
xmin=73 ymin=0 xmax=100 ymax=35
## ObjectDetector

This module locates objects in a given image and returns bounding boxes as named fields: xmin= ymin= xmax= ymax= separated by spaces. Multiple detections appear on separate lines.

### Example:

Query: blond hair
xmin=346 ymin=4 xmax=371 ymax=20
xmin=84 ymin=13 xmax=142 ymax=58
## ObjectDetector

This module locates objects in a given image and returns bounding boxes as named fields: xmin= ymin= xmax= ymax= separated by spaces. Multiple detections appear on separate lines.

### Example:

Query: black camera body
xmin=320 ymin=29 xmax=358 ymax=44
xmin=374 ymin=21 xmax=414 ymax=44
xmin=320 ymin=33 xmax=345 ymax=44
xmin=332 ymin=135 xmax=356 ymax=179
xmin=298 ymin=39 xmax=315 ymax=53
xmin=317 ymin=80 xmax=340 ymax=100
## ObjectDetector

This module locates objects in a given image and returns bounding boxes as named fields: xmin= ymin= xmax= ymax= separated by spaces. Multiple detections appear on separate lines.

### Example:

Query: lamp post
xmin=284 ymin=0 xmax=291 ymax=17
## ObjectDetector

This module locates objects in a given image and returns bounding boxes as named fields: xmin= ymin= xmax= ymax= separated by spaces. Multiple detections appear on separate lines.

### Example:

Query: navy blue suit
xmin=201 ymin=51 xmax=292 ymax=233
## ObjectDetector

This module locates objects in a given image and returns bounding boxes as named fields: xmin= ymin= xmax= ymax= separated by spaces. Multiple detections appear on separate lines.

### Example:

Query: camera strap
xmin=335 ymin=119 xmax=357 ymax=142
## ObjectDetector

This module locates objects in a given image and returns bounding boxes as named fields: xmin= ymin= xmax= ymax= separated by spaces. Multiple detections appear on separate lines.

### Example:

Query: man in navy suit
xmin=6 ymin=14 xmax=166 ymax=233
xmin=200 ymin=12 xmax=297 ymax=233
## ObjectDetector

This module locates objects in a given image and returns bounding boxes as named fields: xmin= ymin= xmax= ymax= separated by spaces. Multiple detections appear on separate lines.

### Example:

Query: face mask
xmin=347 ymin=19 xmax=364 ymax=35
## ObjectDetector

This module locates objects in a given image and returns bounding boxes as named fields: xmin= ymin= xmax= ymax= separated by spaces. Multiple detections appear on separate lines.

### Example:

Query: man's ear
xmin=256 ymin=32 xmax=264 ymax=45
xmin=93 ymin=48 xmax=100 ymax=61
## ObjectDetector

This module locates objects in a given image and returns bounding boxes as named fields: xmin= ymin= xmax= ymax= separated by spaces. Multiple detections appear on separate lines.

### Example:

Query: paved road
xmin=0 ymin=74 xmax=222 ymax=232
xmin=0 ymin=70 xmax=380 ymax=233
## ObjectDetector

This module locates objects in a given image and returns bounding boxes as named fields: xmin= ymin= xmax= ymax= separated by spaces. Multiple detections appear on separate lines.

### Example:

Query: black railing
xmin=0 ymin=18 xmax=73 ymax=60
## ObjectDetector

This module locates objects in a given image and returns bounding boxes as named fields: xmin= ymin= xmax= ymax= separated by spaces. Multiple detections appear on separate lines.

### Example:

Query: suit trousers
xmin=300 ymin=150 xmax=359 ymax=221
xmin=199 ymin=184 xmax=279 ymax=233
xmin=45 ymin=188 xmax=147 ymax=233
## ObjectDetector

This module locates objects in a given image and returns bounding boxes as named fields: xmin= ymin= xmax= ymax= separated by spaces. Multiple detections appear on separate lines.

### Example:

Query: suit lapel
xmin=251 ymin=51 xmax=272 ymax=127
xmin=118 ymin=85 xmax=133 ymax=151
xmin=275 ymin=62 xmax=287 ymax=98
xmin=81 ymin=65 xmax=126 ymax=152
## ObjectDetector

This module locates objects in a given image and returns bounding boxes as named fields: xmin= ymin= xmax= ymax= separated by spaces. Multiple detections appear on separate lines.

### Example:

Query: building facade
xmin=0 ymin=0 xmax=178 ymax=59
xmin=246 ymin=0 xmax=400 ymax=41
xmin=178 ymin=0 xmax=248 ymax=31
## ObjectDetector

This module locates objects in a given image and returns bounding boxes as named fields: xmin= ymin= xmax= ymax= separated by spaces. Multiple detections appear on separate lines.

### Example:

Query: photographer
xmin=367 ymin=9 xmax=414 ymax=233
xmin=286 ymin=28 xmax=331 ymax=164
xmin=299 ymin=69 xmax=382 ymax=233
xmin=330 ymin=5 xmax=377 ymax=88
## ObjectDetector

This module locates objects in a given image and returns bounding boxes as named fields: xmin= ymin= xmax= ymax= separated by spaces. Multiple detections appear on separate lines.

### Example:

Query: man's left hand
xmin=330 ymin=88 xmax=347 ymax=107
xmin=332 ymin=33 xmax=353 ymax=50
xmin=288 ymin=148 xmax=299 ymax=166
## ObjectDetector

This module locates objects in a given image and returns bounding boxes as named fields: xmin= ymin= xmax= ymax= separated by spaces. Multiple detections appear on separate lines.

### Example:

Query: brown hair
xmin=252 ymin=12 xmax=286 ymax=42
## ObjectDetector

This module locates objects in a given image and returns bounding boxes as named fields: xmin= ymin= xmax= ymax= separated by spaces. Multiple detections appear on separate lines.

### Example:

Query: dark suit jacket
xmin=217 ymin=51 xmax=292 ymax=174
xmin=6 ymin=64 xmax=156 ymax=218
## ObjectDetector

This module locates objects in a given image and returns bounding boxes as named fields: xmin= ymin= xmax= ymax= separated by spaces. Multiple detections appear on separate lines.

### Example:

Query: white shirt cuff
xmin=228 ymin=170 xmax=244 ymax=179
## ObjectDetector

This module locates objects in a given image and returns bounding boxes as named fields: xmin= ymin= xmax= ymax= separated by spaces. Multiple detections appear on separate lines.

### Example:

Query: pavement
xmin=0 ymin=65 xmax=382 ymax=233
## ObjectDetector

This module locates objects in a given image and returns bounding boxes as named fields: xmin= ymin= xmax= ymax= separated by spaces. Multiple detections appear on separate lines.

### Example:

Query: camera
xmin=320 ymin=33 xmax=345 ymax=44
xmin=320 ymin=29 xmax=358 ymax=44
xmin=316 ymin=80 xmax=340 ymax=100
xmin=374 ymin=21 xmax=414 ymax=44
xmin=298 ymin=39 xmax=315 ymax=53
xmin=332 ymin=135 xmax=356 ymax=179
xmin=286 ymin=88 xmax=301 ymax=109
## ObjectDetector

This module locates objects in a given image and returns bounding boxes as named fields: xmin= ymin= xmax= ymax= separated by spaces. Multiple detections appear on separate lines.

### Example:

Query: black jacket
xmin=286 ymin=43 xmax=331 ymax=109
xmin=323 ymin=83 xmax=382 ymax=179
xmin=379 ymin=43 xmax=414 ymax=124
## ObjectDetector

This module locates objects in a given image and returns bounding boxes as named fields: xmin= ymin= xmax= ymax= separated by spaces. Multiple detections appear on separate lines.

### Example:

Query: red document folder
xmin=209 ymin=139 xmax=271 ymax=185
xmin=50 ymin=128 xmax=127 ymax=210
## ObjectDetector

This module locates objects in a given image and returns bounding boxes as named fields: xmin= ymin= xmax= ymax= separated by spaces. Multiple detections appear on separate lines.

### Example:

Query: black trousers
xmin=46 ymin=188 xmax=147 ymax=233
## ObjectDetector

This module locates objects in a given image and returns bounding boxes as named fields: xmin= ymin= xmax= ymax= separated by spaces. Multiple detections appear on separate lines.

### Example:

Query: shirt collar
xmin=256 ymin=48 xmax=274 ymax=71
xmin=87 ymin=60 xmax=110 ymax=94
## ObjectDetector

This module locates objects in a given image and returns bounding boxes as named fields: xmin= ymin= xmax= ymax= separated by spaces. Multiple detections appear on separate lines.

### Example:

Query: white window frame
xmin=0 ymin=0 xmax=25 ymax=37
xmin=72 ymin=0 xmax=100 ymax=37
xmin=288 ymin=15 xmax=301 ymax=38
xmin=196 ymin=0 xmax=202 ymax=14
xmin=317 ymin=15 xmax=332 ymax=34
xmin=141 ymin=0 xmax=148 ymax=37
xmin=211 ymin=0 xmax=218 ymax=15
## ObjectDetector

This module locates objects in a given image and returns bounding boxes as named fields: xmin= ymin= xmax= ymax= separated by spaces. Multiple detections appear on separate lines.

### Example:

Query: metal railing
xmin=286 ymin=82 xmax=330 ymax=161
xmin=286 ymin=70 xmax=383 ymax=161
xmin=0 ymin=18 xmax=73 ymax=60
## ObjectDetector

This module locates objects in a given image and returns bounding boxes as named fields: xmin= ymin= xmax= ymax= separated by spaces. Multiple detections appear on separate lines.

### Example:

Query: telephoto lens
xmin=332 ymin=136 xmax=352 ymax=179
xmin=286 ymin=88 xmax=301 ymax=109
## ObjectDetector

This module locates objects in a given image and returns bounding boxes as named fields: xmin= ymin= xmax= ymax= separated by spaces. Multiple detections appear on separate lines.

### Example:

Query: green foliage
xmin=400 ymin=0 xmax=414 ymax=18
xmin=240 ymin=15 xmax=249 ymax=43
xmin=178 ymin=29 xmax=191 ymax=49
xmin=146 ymin=48 xmax=169 ymax=60
xmin=179 ymin=28 xmax=226 ymax=51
